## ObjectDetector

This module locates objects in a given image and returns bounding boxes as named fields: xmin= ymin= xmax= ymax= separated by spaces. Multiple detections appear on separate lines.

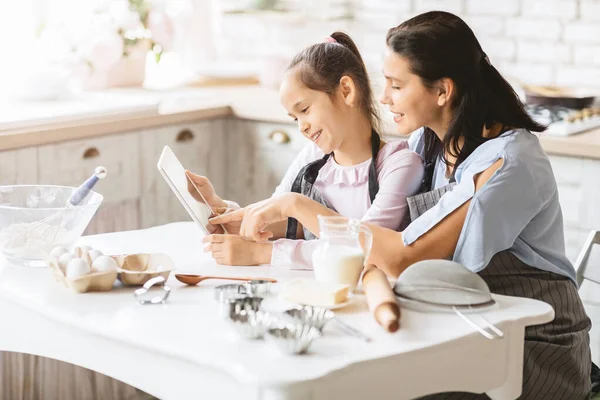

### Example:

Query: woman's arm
xmin=366 ymin=158 xmax=504 ymax=277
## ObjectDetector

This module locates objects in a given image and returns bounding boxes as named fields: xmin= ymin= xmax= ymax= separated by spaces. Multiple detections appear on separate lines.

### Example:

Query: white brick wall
xmin=219 ymin=0 xmax=600 ymax=90
xmin=506 ymin=19 xmax=563 ymax=40
xmin=521 ymin=0 xmax=578 ymax=19
xmin=580 ymin=0 xmax=600 ymax=21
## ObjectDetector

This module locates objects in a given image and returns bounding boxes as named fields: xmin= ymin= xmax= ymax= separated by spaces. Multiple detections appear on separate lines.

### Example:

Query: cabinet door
xmin=36 ymin=133 xmax=141 ymax=234
xmin=0 ymin=147 xmax=38 ymax=184
xmin=225 ymin=119 xmax=308 ymax=206
xmin=139 ymin=119 xmax=227 ymax=228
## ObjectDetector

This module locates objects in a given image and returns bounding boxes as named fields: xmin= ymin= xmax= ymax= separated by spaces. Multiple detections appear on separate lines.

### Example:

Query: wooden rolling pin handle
xmin=362 ymin=265 xmax=401 ymax=333
xmin=374 ymin=302 xmax=401 ymax=333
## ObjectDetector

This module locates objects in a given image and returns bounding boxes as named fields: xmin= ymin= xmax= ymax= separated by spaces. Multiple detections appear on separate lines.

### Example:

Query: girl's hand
xmin=186 ymin=171 xmax=242 ymax=234
xmin=209 ymin=193 xmax=296 ymax=242
xmin=185 ymin=171 xmax=226 ymax=209
xmin=202 ymin=235 xmax=272 ymax=265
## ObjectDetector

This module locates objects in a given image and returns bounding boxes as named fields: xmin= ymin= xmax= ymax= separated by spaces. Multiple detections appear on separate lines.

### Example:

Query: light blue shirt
xmin=405 ymin=128 xmax=576 ymax=283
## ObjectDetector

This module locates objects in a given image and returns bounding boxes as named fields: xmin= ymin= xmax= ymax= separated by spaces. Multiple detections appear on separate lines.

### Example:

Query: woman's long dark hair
xmin=386 ymin=11 xmax=545 ymax=187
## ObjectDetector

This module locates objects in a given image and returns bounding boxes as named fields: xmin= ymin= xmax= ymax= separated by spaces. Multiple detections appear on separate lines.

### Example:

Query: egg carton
xmin=114 ymin=253 xmax=173 ymax=286
xmin=45 ymin=247 xmax=174 ymax=293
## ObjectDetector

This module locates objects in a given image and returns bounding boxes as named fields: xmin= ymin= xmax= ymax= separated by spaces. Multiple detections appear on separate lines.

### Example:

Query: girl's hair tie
xmin=324 ymin=36 xmax=337 ymax=43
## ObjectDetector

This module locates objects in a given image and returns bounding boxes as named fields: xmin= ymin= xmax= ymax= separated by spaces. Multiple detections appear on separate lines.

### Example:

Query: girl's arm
xmin=269 ymin=150 xmax=423 ymax=268
xmin=212 ymin=159 xmax=504 ymax=276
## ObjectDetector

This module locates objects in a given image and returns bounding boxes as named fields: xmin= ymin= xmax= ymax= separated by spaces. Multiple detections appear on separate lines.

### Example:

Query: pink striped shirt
xmin=270 ymin=140 xmax=424 ymax=269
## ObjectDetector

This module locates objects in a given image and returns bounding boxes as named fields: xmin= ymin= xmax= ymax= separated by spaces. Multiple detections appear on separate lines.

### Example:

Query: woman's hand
xmin=209 ymin=193 xmax=297 ymax=242
xmin=202 ymin=234 xmax=272 ymax=265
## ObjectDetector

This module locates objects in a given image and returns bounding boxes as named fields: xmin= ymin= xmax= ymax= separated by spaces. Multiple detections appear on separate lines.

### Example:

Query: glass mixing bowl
xmin=0 ymin=185 xmax=103 ymax=267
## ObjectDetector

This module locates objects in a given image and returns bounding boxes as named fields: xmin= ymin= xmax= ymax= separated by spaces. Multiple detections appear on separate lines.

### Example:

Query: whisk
xmin=31 ymin=167 xmax=108 ymax=241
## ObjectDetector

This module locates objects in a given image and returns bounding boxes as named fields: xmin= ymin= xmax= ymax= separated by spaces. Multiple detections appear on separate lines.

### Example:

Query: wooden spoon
xmin=175 ymin=274 xmax=278 ymax=286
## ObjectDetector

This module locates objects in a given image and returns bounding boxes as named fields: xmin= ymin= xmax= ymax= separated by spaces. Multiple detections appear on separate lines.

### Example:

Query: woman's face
xmin=380 ymin=47 xmax=442 ymax=135
xmin=279 ymin=66 xmax=351 ymax=155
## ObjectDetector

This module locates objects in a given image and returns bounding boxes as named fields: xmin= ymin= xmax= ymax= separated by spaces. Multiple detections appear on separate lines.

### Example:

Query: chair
xmin=574 ymin=230 xmax=600 ymax=397
xmin=574 ymin=230 xmax=600 ymax=287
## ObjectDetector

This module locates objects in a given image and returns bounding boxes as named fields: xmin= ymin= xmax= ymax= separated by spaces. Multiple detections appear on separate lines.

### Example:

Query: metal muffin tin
xmin=221 ymin=296 xmax=267 ymax=339
xmin=245 ymin=279 xmax=272 ymax=297
xmin=283 ymin=306 xmax=334 ymax=332
xmin=214 ymin=283 xmax=323 ymax=352
xmin=214 ymin=283 xmax=250 ymax=302
xmin=264 ymin=322 xmax=322 ymax=355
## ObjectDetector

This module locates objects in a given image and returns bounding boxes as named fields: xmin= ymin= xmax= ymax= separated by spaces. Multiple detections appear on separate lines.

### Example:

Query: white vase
xmin=105 ymin=40 xmax=151 ymax=88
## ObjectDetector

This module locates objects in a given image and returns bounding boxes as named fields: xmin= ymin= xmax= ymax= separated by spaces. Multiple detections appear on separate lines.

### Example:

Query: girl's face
xmin=279 ymin=67 xmax=352 ymax=155
xmin=380 ymin=47 xmax=442 ymax=135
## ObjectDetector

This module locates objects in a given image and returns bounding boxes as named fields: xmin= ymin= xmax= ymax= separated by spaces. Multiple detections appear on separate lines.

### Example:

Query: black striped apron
xmin=409 ymin=184 xmax=593 ymax=400
xmin=285 ymin=130 xmax=395 ymax=240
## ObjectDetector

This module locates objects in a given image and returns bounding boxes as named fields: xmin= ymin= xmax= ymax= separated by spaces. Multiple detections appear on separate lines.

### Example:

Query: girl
xmin=190 ymin=31 xmax=423 ymax=268
xmin=212 ymin=12 xmax=594 ymax=399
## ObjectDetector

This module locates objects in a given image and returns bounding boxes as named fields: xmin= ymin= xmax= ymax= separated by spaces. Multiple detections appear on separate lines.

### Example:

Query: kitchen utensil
xmin=522 ymin=84 xmax=596 ymax=110
xmin=35 ymin=167 xmax=107 ymax=238
xmin=245 ymin=279 xmax=273 ymax=296
xmin=393 ymin=259 xmax=503 ymax=340
xmin=134 ymin=276 xmax=171 ymax=305
xmin=283 ymin=306 xmax=334 ymax=331
xmin=362 ymin=265 xmax=400 ymax=333
xmin=175 ymin=274 xmax=277 ymax=286
xmin=264 ymin=322 xmax=322 ymax=355
xmin=222 ymin=296 xmax=266 ymax=339
xmin=214 ymin=283 xmax=250 ymax=301
xmin=332 ymin=317 xmax=372 ymax=342
xmin=0 ymin=185 xmax=103 ymax=267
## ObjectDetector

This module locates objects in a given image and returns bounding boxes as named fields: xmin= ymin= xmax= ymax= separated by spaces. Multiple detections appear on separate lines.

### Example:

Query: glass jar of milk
xmin=311 ymin=216 xmax=373 ymax=291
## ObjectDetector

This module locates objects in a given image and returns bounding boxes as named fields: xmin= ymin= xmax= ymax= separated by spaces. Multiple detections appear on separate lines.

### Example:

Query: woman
xmin=189 ymin=31 xmax=423 ymax=269
xmin=212 ymin=11 xmax=593 ymax=399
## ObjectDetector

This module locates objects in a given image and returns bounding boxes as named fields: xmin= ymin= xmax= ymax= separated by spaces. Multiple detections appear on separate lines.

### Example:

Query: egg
xmin=86 ymin=249 xmax=103 ymax=264
xmin=58 ymin=253 xmax=75 ymax=273
xmin=92 ymin=255 xmax=118 ymax=273
xmin=66 ymin=258 xmax=91 ymax=280
xmin=72 ymin=245 xmax=92 ymax=258
xmin=50 ymin=246 xmax=69 ymax=259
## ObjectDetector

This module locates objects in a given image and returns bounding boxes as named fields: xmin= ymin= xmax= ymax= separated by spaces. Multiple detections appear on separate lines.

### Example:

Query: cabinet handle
xmin=83 ymin=147 xmax=100 ymax=159
xmin=176 ymin=129 xmax=195 ymax=143
xmin=268 ymin=130 xmax=291 ymax=145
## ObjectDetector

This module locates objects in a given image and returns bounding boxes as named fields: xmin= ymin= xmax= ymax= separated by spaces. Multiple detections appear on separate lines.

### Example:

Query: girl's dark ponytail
xmin=288 ymin=31 xmax=381 ymax=133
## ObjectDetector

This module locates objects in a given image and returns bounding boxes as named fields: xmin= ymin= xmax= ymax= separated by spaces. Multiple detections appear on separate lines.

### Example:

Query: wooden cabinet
xmin=139 ymin=119 xmax=227 ymax=228
xmin=224 ymin=119 xmax=307 ymax=206
xmin=0 ymin=117 xmax=304 ymax=235
xmin=36 ymin=133 xmax=141 ymax=235
xmin=0 ymin=148 xmax=38 ymax=184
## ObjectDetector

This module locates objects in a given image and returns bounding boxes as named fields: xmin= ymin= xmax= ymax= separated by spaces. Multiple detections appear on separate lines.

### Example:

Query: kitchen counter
xmin=1 ymin=85 xmax=599 ymax=160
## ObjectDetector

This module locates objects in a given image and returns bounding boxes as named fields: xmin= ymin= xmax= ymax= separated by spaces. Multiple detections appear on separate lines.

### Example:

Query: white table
xmin=0 ymin=222 xmax=554 ymax=400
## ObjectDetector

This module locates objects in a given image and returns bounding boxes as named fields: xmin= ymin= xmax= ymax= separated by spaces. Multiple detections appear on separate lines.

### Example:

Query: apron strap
xmin=285 ymin=130 xmax=382 ymax=240
xmin=368 ymin=131 xmax=381 ymax=203
xmin=285 ymin=154 xmax=330 ymax=239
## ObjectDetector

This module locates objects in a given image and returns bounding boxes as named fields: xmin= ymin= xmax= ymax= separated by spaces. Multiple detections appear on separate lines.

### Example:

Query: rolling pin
xmin=362 ymin=264 xmax=401 ymax=333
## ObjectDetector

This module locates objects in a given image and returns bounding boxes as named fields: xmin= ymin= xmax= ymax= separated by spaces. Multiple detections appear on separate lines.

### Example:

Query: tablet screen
xmin=157 ymin=146 xmax=212 ymax=234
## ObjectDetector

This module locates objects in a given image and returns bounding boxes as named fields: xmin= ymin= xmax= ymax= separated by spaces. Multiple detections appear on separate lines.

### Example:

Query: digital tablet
xmin=157 ymin=145 xmax=215 ymax=235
